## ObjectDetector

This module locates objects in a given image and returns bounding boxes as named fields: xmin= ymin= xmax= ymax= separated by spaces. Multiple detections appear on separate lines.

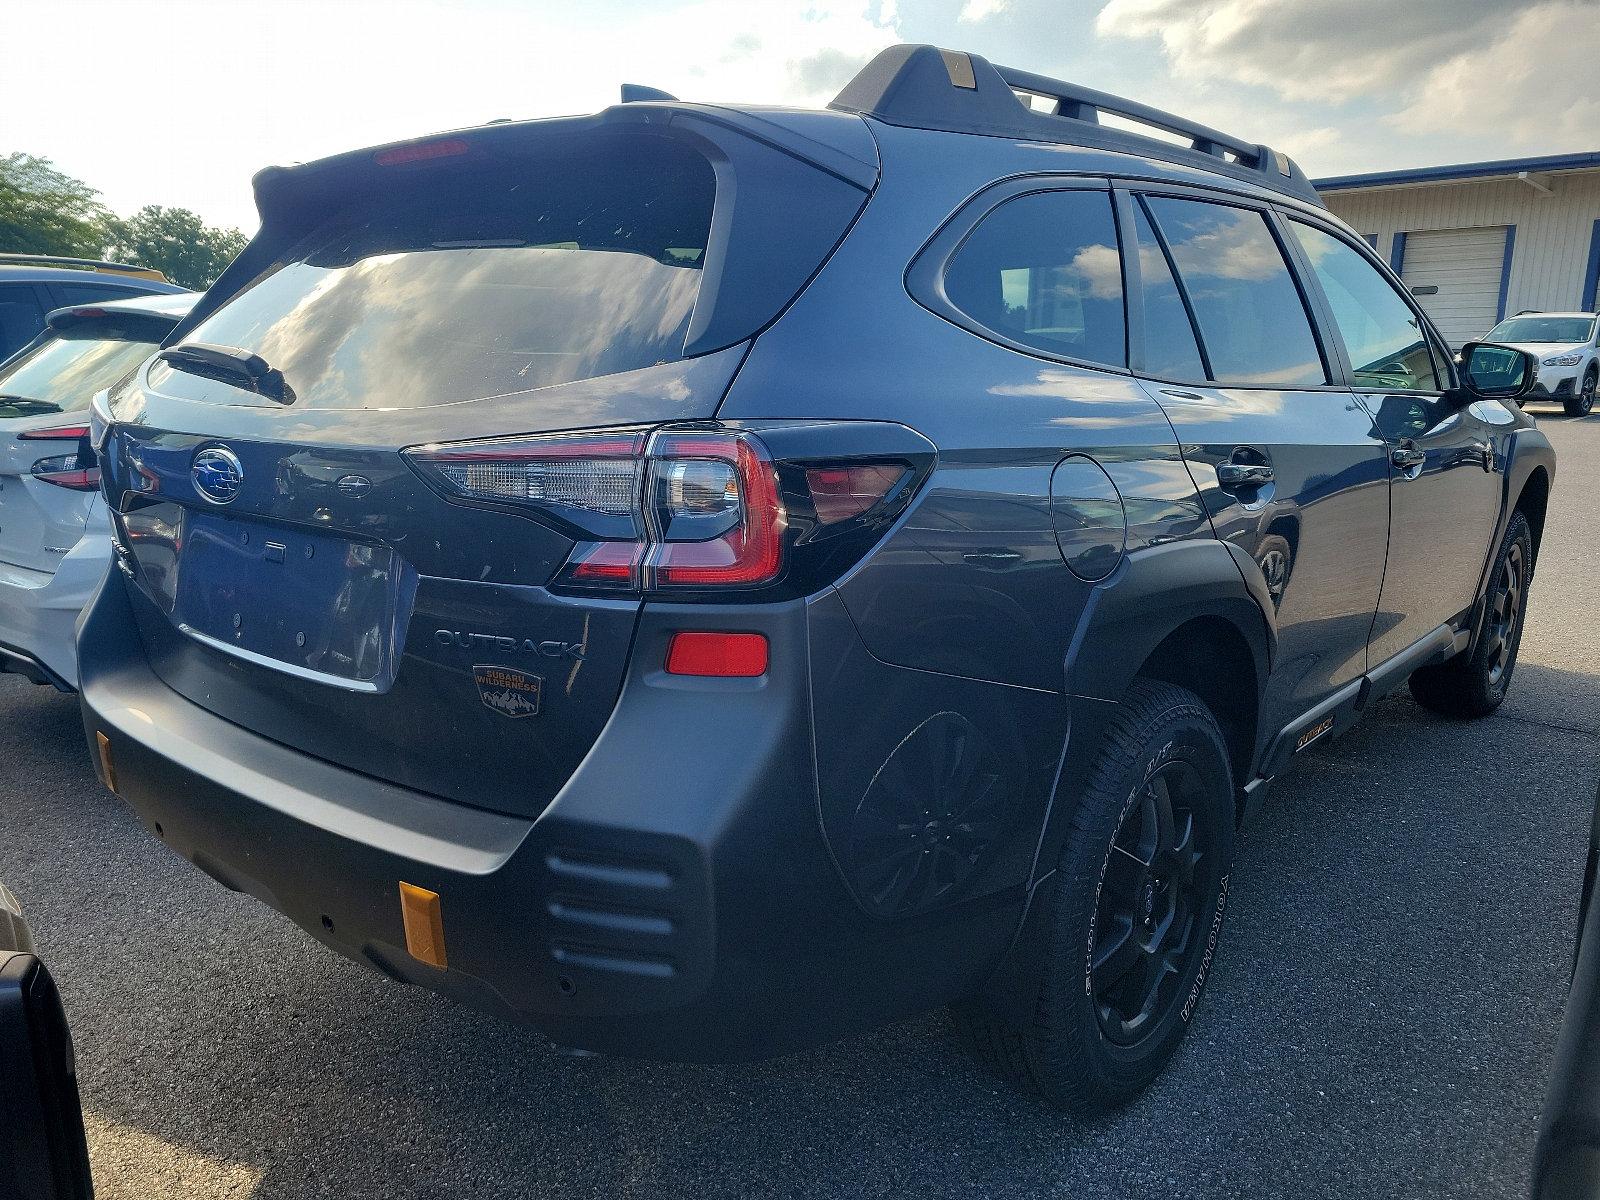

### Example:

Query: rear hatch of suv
xmin=1 ymin=305 xmax=182 ymax=574
xmin=98 ymin=108 xmax=876 ymax=819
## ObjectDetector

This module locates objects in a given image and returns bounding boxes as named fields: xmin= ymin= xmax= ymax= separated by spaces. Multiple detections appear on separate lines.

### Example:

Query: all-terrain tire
xmin=1408 ymin=510 xmax=1534 ymax=718
xmin=952 ymin=679 xmax=1236 ymax=1114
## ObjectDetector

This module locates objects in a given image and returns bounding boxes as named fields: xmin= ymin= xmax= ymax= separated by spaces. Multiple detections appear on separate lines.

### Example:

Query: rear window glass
xmin=0 ymin=328 xmax=162 ymax=414
xmin=175 ymin=136 xmax=716 ymax=409
xmin=943 ymin=189 xmax=1126 ymax=368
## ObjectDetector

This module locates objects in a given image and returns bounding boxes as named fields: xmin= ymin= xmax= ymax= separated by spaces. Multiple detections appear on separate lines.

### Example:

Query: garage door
xmin=1399 ymin=226 xmax=1509 ymax=349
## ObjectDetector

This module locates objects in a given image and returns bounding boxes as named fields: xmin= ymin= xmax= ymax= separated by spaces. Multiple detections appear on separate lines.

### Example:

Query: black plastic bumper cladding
xmin=79 ymin=571 xmax=1022 ymax=1060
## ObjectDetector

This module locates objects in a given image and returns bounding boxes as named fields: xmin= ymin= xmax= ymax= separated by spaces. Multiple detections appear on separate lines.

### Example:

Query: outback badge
xmin=473 ymin=665 xmax=543 ymax=719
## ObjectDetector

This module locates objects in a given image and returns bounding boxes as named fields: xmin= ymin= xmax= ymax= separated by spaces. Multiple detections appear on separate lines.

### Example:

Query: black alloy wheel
xmin=1484 ymin=538 xmax=1526 ymax=689
xmin=1408 ymin=509 xmax=1534 ymax=718
xmin=949 ymin=680 xmax=1236 ymax=1114
xmin=1568 ymin=370 xmax=1597 ymax=418
xmin=1090 ymin=760 xmax=1210 ymax=1045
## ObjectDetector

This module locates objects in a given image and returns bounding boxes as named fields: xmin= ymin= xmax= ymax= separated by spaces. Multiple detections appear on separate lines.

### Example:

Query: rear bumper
xmin=78 ymin=569 xmax=1022 ymax=1060
xmin=0 ymin=503 xmax=110 ymax=690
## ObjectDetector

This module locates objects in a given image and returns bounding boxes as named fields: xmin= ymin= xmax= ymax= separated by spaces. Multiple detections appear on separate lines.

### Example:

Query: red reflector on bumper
xmin=665 ymin=632 xmax=768 ymax=677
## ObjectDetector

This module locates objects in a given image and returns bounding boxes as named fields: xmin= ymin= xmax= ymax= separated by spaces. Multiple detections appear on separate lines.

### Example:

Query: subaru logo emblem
xmin=335 ymin=474 xmax=372 ymax=498
xmin=192 ymin=446 xmax=244 ymax=505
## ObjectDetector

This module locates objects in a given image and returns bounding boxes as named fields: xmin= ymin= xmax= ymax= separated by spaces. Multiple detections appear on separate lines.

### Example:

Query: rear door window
xmin=943 ymin=189 xmax=1126 ymax=368
xmin=1144 ymin=196 xmax=1327 ymax=388
xmin=1129 ymin=202 xmax=1206 ymax=380
xmin=175 ymin=135 xmax=717 ymax=409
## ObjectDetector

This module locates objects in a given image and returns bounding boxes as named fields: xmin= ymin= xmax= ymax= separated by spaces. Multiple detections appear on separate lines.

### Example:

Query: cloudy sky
xmin=10 ymin=0 xmax=1599 ymax=233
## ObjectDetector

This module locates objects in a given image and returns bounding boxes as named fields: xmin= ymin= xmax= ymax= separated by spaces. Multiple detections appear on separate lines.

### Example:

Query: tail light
xmin=406 ymin=422 xmax=932 ymax=600
xmin=20 ymin=425 xmax=99 ymax=492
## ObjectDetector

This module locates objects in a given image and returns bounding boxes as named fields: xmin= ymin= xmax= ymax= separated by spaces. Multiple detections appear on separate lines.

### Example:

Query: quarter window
xmin=1289 ymin=220 xmax=1439 ymax=391
xmin=943 ymin=190 xmax=1126 ymax=368
xmin=1144 ymin=197 xmax=1326 ymax=388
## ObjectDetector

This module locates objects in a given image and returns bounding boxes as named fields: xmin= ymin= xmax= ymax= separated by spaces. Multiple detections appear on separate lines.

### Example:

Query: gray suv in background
xmin=78 ymin=45 xmax=1552 ymax=1112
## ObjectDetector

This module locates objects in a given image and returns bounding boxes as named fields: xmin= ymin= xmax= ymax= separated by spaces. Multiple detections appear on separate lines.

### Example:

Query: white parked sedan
xmin=0 ymin=291 xmax=194 ymax=688
xmin=1483 ymin=311 xmax=1598 ymax=417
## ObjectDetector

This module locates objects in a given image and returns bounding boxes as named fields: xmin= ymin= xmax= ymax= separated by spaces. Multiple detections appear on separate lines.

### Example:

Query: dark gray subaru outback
xmin=79 ymin=45 xmax=1553 ymax=1112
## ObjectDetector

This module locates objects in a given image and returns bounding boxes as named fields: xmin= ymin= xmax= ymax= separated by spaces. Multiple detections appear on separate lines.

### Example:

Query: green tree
xmin=0 ymin=153 xmax=111 ymax=257
xmin=103 ymin=205 xmax=248 ymax=290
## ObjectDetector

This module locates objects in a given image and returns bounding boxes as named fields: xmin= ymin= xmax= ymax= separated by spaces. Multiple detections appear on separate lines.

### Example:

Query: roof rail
xmin=829 ymin=45 xmax=1321 ymax=206
xmin=0 ymin=252 xmax=169 ymax=282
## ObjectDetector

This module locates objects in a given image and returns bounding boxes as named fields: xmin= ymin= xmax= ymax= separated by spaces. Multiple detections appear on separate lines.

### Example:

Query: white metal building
xmin=1315 ymin=151 xmax=1600 ymax=347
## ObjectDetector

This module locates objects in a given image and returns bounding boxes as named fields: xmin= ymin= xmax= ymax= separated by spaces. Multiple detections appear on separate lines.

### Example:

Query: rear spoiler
xmin=162 ymin=105 xmax=880 ymax=362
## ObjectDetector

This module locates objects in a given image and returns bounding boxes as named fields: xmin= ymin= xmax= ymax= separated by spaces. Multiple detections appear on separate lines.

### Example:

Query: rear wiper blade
xmin=157 ymin=343 xmax=295 ymax=405
xmin=0 ymin=395 xmax=61 ymax=414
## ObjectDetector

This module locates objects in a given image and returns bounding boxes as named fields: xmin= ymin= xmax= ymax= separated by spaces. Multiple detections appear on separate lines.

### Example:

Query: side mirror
xmin=0 ymin=954 xmax=93 ymax=1200
xmin=1458 ymin=342 xmax=1537 ymax=402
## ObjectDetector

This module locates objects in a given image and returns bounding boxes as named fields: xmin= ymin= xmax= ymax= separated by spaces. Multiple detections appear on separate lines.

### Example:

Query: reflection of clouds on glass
xmin=1147 ymin=197 xmax=1325 ymax=388
xmin=186 ymin=246 xmax=701 ymax=410
xmin=1289 ymin=221 xmax=1434 ymax=390
xmin=1162 ymin=208 xmax=1282 ymax=283
xmin=0 ymin=336 xmax=160 ymax=410
xmin=1069 ymin=242 xmax=1123 ymax=300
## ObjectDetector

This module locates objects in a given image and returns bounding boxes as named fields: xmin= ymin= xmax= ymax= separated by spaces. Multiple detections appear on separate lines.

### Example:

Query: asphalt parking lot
xmin=2 ymin=410 xmax=1597 ymax=1199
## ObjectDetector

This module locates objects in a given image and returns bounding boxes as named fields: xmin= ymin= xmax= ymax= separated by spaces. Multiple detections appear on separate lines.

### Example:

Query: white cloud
xmin=1092 ymin=0 xmax=1599 ymax=170
xmin=1387 ymin=1 xmax=1600 ymax=145
xmin=958 ymin=0 xmax=1012 ymax=21
xmin=1094 ymin=0 xmax=1570 ymax=105
xmin=3 ymin=0 xmax=901 ymax=232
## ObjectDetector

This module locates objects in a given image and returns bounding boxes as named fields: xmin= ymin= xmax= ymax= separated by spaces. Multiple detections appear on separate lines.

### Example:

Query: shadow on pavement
xmin=1 ymin=671 xmax=1594 ymax=1199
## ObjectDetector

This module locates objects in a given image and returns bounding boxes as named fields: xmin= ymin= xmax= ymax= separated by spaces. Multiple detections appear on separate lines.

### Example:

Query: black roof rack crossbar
xmin=993 ymin=67 xmax=1260 ymax=167
xmin=829 ymin=45 xmax=1321 ymax=207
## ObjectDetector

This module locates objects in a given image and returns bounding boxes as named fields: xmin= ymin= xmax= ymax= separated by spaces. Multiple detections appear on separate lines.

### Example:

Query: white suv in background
xmin=1483 ymin=311 xmax=1599 ymax=417
xmin=0 ymin=291 xmax=194 ymax=688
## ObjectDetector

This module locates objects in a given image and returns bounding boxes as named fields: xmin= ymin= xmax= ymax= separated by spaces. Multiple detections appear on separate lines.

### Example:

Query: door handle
xmin=1472 ymin=441 xmax=1495 ymax=471
xmin=1390 ymin=446 xmax=1426 ymax=470
xmin=1216 ymin=462 xmax=1274 ymax=488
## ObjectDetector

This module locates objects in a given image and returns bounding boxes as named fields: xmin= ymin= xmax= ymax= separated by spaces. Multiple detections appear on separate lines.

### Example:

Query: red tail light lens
xmin=646 ymin=430 xmax=784 ymax=588
xmin=18 ymin=425 xmax=92 ymax=442
xmin=23 ymin=426 xmax=100 ymax=490
xmin=30 ymin=460 xmax=101 ymax=491
xmin=665 ymin=631 xmax=769 ymax=677
xmin=805 ymin=464 xmax=907 ymax=524
xmin=405 ymin=422 xmax=930 ymax=601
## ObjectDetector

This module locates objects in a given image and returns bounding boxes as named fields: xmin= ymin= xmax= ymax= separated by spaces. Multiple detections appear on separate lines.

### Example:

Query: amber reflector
xmin=95 ymin=731 xmax=118 ymax=794
xmin=398 ymin=882 xmax=447 ymax=968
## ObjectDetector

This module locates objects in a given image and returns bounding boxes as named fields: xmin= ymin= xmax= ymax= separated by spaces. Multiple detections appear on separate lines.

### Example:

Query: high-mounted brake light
xmin=405 ymin=422 xmax=931 ymax=601
xmin=374 ymin=138 xmax=471 ymax=167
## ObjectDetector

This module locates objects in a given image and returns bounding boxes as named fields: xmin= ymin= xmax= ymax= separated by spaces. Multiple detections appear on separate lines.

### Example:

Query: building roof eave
xmin=1314 ymin=150 xmax=1600 ymax=194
